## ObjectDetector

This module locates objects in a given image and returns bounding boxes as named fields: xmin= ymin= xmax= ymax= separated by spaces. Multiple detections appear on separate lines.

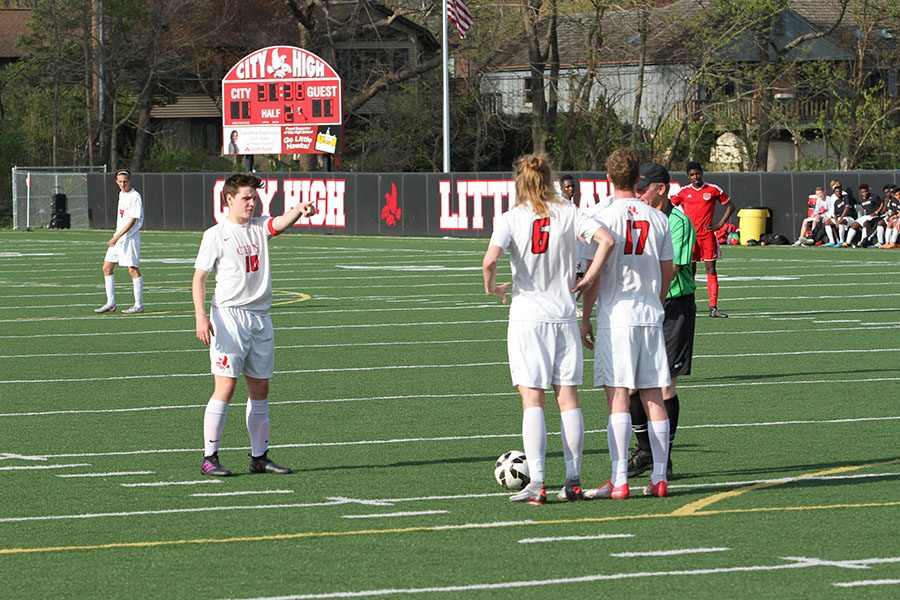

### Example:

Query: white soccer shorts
xmin=209 ymin=306 xmax=275 ymax=379
xmin=593 ymin=325 xmax=671 ymax=390
xmin=104 ymin=235 xmax=141 ymax=267
xmin=507 ymin=320 xmax=583 ymax=389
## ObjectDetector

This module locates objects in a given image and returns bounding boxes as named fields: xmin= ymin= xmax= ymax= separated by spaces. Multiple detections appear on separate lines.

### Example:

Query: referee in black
xmin=628 ymin=163 xmax=698 ymax=480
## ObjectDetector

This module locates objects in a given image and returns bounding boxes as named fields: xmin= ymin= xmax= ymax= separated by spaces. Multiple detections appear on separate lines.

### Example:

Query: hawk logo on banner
xmin=381 ymin=183 xmax=402 ymax=227
xmin=448 ymin=0 xmax=474 ymax=38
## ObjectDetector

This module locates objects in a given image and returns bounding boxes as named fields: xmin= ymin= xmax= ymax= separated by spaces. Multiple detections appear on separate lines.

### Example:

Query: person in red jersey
xmin=672 ymin=161 xmax=734 ymax=318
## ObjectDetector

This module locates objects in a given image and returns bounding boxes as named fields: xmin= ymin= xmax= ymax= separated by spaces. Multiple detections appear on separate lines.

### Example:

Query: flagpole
xmin=442 ymin=0 xmax=450 ymax=173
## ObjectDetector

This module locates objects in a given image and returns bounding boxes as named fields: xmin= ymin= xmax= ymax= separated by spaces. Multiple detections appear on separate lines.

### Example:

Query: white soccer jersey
xmin=489 ymin=201 xmax=600 ymax=322
xmin=194 ymin=217 xmax=279 ymax=313
xmin=116 ymin=189 xmax=143 ymax=238
xmin=590 ymin=198 xmax=673 ymax=327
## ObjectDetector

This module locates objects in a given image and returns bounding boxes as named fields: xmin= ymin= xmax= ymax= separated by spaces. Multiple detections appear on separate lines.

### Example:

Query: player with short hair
xmin=95 ymin=170 xmax=144 ymax=314
xmin=581 ymin=149 xmax=675 ymax=499
xmin=672 ymin=161 xmax=734 ymax=318
xmin=483 ymin=154 xmax=614 ymax=505
xmin=845 ymin=183 xmax=884 ymax=247
xmin=192 ymin=173 xmax=315 ymax=476
xmin=881 ymin=187 xmax=900 ymax=249
xmin=628 ymin=162 xmax=697 ymax=481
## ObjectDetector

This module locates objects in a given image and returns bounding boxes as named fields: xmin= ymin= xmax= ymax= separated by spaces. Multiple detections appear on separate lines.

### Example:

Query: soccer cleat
xmin=882 ymin=243 xmax=897 ymax=249
xmin=709 ymin=307 xmax=729 ymax=318
xmin=557 ymin=480 xmax=584 ymax=502
xmin=823 ymin=242 xmax=837 ymax=247
xmin=626 ymin=448 xmax=653 ymax=478
xmin=200 ymin=453 xmax=232 ymax=477
xmin=584 ymin=479 xmax=629 ymax=500
xmin=249 ymin=453 xmax=293 ymax=474
xmin=792 ymin=240 xmax=802 ymax=246
xmin=94 ymin=303 xmax=116 ymax=313
xmin=509 ymin=485 xmax=546 ymax=505
xmin=122 ymin=305 xmax=144 ymax=314
xmin=841 ymin=242 xmax=850 ymax=248
xmin=643 ymin=479 xmax=669 ymax=497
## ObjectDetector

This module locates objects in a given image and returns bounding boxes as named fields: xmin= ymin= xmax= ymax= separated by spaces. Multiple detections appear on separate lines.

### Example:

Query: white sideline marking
xmin=0 ymin=453 xmax=47 ymax=461
xmin=57 ymin=471 xmax=153 ymax=478
xmin=221 ymin=556 xmax=898 ymax=599
xmin=121 ymin=480 xmax=221 ymax=488
xmin=342 ymin=510 xmax=449 ymax=519
xmin=7 ymin=416 xmax=900 ymax=459
xmin=327 ymin=496 xmax=396 ymax=507
xmin=669 ymin=472 xmax=900 ymax=490
xmin=191 ymin=490 xmax=294 ymax=498
xmin=519 ymin=534 xmax=634 ymax=544
xmin=0 ymin=463 xmax=90 ymax=471
xmin=833 ymin=579 xmax=900 ymax=588
xmin=611 ymin=547 xmax=730 ymax=557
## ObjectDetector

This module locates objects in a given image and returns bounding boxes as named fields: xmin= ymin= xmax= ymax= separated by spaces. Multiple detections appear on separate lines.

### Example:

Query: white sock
xmin=559 ymin=408 xmax=584 ymax=481
xmin=647 ymin=419 xmax=671 ymax=484
xmin=825 ymin=226 xmax=836 ymax=244
xmin=838 ymin=224 xmax=847 ymax=243
xmin=246 ymin=399 xmax=270 ymax=458
xmin=607 ymin=412 xmax=631 ymax=486
xmin=876 ymin=226 xmax=885 ymax=244
xmin=892 ymin=229 xmax=900 ymax=243
xmin=846 ymin=228 xmax=857 ymax=244
xmin=203 ymin=398 xmax=229 ymax=456
xmin=522 ymin=407 xmax=546 ymax=487
xmin=104 ymin=275 xmax=115 ymax=304
xmin=132 ymin=276 xmax=143 ymax=307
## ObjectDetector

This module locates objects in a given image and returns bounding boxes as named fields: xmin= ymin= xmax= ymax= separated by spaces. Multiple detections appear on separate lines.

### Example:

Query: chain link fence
xmin=12 ymin=165 xmax=107 ymax=230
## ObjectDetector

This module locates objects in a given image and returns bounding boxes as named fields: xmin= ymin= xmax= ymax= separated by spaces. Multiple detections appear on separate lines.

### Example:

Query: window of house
xmin=524 ymin=77 xmax=534 ymax=106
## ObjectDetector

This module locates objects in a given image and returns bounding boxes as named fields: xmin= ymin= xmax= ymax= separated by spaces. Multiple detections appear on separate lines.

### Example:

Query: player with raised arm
xmin=193 ymin=173 xmax=315 ymax=476
xmin=580 ymin=149 xmax=675 ymax=499
xmin=483 ymin=154 xmax=614 ymax=505
xmin=95 ymin=170 xmax=145 ymax=314
xmin=672 ymin=161 xmax=734 ymax=317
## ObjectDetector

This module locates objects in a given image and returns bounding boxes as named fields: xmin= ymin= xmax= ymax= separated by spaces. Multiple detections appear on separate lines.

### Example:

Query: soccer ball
xmin=494 ymin=450 xmax=530 ymax=490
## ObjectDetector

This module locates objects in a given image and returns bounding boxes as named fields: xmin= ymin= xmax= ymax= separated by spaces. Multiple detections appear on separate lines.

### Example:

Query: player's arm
xmin=192 ymin=269 xmax=214 ymax=346
xmin=108 ymin=217 xmax=137 ymax=246
xmin=573 ymin=227 xmax=614 ymax=295
xmin=271 ymin=200 xmax=317 ymax=233
xmin=482 ymin=245 xmax=511 ymax=303
xmin=710 ymin=199 xmax=735 ymax=231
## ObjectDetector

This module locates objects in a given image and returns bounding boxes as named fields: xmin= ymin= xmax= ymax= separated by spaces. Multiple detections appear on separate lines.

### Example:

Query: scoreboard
xmin=222 ymin=46 xmax=342 ymax=155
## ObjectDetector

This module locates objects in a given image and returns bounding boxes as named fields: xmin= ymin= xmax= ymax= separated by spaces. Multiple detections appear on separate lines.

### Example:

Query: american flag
xmin=448 ymin=0 xmax=474 ymax=38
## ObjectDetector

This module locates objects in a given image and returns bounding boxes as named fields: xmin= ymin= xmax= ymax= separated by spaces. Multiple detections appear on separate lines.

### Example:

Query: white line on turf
xmin=0 ymin=453 xmax=47 ymax=461
xmin=610 ymin=547 xmax=730 ymax=557
xmin=220 ymin=556 xmax=899 ymax=599
xmin=191 ymin=490 xmax=294 ymax=498
xmin=120 ymin=480 xmax=221 ymax=488
xmin=519 ymin=534 xmax=634 ymax=544
xmin=342 ymin=510 xmax=449 ymax=519
xmin=832 ymin=580 xmax=900 ymax=588
xmin=3 ymin=473 xmax=895 ymax=525
xmin=0 ymin=463 xmax=90 ymax=471
xmin=57 ymin=471 xmax=154 ymax=478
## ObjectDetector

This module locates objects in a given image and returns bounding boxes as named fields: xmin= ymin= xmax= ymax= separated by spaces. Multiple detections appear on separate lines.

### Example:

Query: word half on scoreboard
xmin=223 ymin=46 xmax=342 ymax=155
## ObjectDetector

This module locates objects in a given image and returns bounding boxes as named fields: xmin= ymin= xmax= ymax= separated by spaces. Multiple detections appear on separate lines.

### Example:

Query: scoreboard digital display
xmin=222 ymin=46 xmax=342 ymax=155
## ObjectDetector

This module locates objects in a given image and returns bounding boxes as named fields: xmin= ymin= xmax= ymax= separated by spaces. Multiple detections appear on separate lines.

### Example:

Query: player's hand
xmin=300 ymin=201 xmax=316 ymax=218
xmin=488 ymin=282 xmax=511 ymax=304
xmin=196 ymin=315 xmax=214 ymax=346
xmin=571 ymin=275 xmax=594 ymax=297
xmin=580 ymin=322 xmax=594 ymax=350
xmin=107 ymin=237 xmax=117 ymax=247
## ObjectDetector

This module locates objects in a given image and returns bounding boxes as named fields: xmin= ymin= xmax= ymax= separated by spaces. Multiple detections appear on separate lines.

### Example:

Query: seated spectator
xmin=794 ymin=186 xmax=828 ymax=245
xmin=822 ymin=182 xmax=855 ymax=247
xmin=881 ymin=186 xmax=900 ymax=249
xmin=845 ymin=183 xmax=884 ymax=247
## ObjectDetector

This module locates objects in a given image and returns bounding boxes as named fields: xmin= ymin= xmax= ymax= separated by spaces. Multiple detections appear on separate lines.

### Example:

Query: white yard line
xmin=120 ymin=480 xmax=221 ymax=488
xmin=342 ymin=510 xmax=449 ymax=519
xmin=519 ymin=534 xmax=634 ymax=544
xmin=832 ymin=579 xmax=900 ymax=588
xmin=610 ymin=547 xmax=730 ymax=557
xmin=57 ymin=471 xmax=154 ymax=478
xmin=0 ymin=463 xmax=91 ymax=471
xmin=191 ymin=490 xmax=295 ymax=498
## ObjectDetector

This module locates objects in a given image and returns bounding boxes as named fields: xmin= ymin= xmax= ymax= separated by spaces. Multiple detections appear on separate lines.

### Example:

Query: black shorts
xmin=663 ymin=294 xmax=696 ymax=377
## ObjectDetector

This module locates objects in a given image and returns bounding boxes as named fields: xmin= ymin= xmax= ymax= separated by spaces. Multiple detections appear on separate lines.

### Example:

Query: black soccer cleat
xmin=709 ymin=307 xmax=729 ymax=318
xmin=557 ymin=480 xmax=584 ymax=502
xmin=249 ymin=452 xmax=293 ymax=474
xmin=626 ymin=448 xmax=652 ymax=478
xmin=200 ymin=453 xmax=232 ymax=477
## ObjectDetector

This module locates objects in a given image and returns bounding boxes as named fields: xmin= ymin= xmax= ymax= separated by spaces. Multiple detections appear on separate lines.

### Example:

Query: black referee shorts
xmin=663 ymin=293 xmax=696 ymax=377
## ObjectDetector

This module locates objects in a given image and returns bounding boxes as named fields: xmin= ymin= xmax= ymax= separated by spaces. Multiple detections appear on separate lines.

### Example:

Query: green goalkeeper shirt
xmin=665 ymin=204 xmax=697 ymax=299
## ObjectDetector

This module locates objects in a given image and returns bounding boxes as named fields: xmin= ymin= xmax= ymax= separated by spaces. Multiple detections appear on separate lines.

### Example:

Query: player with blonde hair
xmin=483 ymin=154 xmax=615 ymax=504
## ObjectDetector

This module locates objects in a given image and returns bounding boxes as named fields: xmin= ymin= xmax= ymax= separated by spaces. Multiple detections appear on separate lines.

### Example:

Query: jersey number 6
xmin=624 ymin=220 xmax=649 ymax=255
xmin=531 ymin=217 xmax=551 ymax=254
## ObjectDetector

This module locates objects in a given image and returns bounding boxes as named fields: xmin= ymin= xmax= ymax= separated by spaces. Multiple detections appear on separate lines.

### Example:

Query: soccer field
xmin=0 ymin=229 xmax=898 ymax=599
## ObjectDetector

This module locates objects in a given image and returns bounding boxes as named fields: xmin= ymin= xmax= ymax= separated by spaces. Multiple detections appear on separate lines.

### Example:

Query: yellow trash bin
xmin=737 ymin=208 xmax=771 ymax=245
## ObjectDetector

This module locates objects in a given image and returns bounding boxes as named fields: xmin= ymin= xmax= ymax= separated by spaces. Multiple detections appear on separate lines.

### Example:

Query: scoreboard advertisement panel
xmin=222 ymin=46 xmax=342 ymax=155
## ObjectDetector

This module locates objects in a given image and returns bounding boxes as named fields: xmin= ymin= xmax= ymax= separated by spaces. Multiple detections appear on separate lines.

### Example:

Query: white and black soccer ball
xmin=494 ymin=450 xmax=530 ymax=490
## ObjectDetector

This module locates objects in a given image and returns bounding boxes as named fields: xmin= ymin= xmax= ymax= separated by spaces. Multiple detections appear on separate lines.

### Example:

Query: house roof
xmin=0 ymin=9 xmax=31 ymax=60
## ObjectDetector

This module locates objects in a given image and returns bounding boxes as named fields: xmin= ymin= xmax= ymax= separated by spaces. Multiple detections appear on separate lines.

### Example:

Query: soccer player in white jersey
xmin=192 ymin=173 xmax=315 ymax=476
xmin=483 ymin=154 xmax=614 ymax=505
xmin=580 ymin=148 xmax=675 ymax=499
xmin=95 ymin=170 xmax=144 ymax=314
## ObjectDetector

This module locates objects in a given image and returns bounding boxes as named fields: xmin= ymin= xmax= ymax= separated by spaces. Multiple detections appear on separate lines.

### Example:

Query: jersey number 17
xmin=624 ymin=220 xmax=649 ymax=255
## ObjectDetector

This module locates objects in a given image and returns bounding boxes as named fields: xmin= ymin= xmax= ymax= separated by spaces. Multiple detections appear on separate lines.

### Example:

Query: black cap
xmin=636 ymin=162 xmax=670 ymax=190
